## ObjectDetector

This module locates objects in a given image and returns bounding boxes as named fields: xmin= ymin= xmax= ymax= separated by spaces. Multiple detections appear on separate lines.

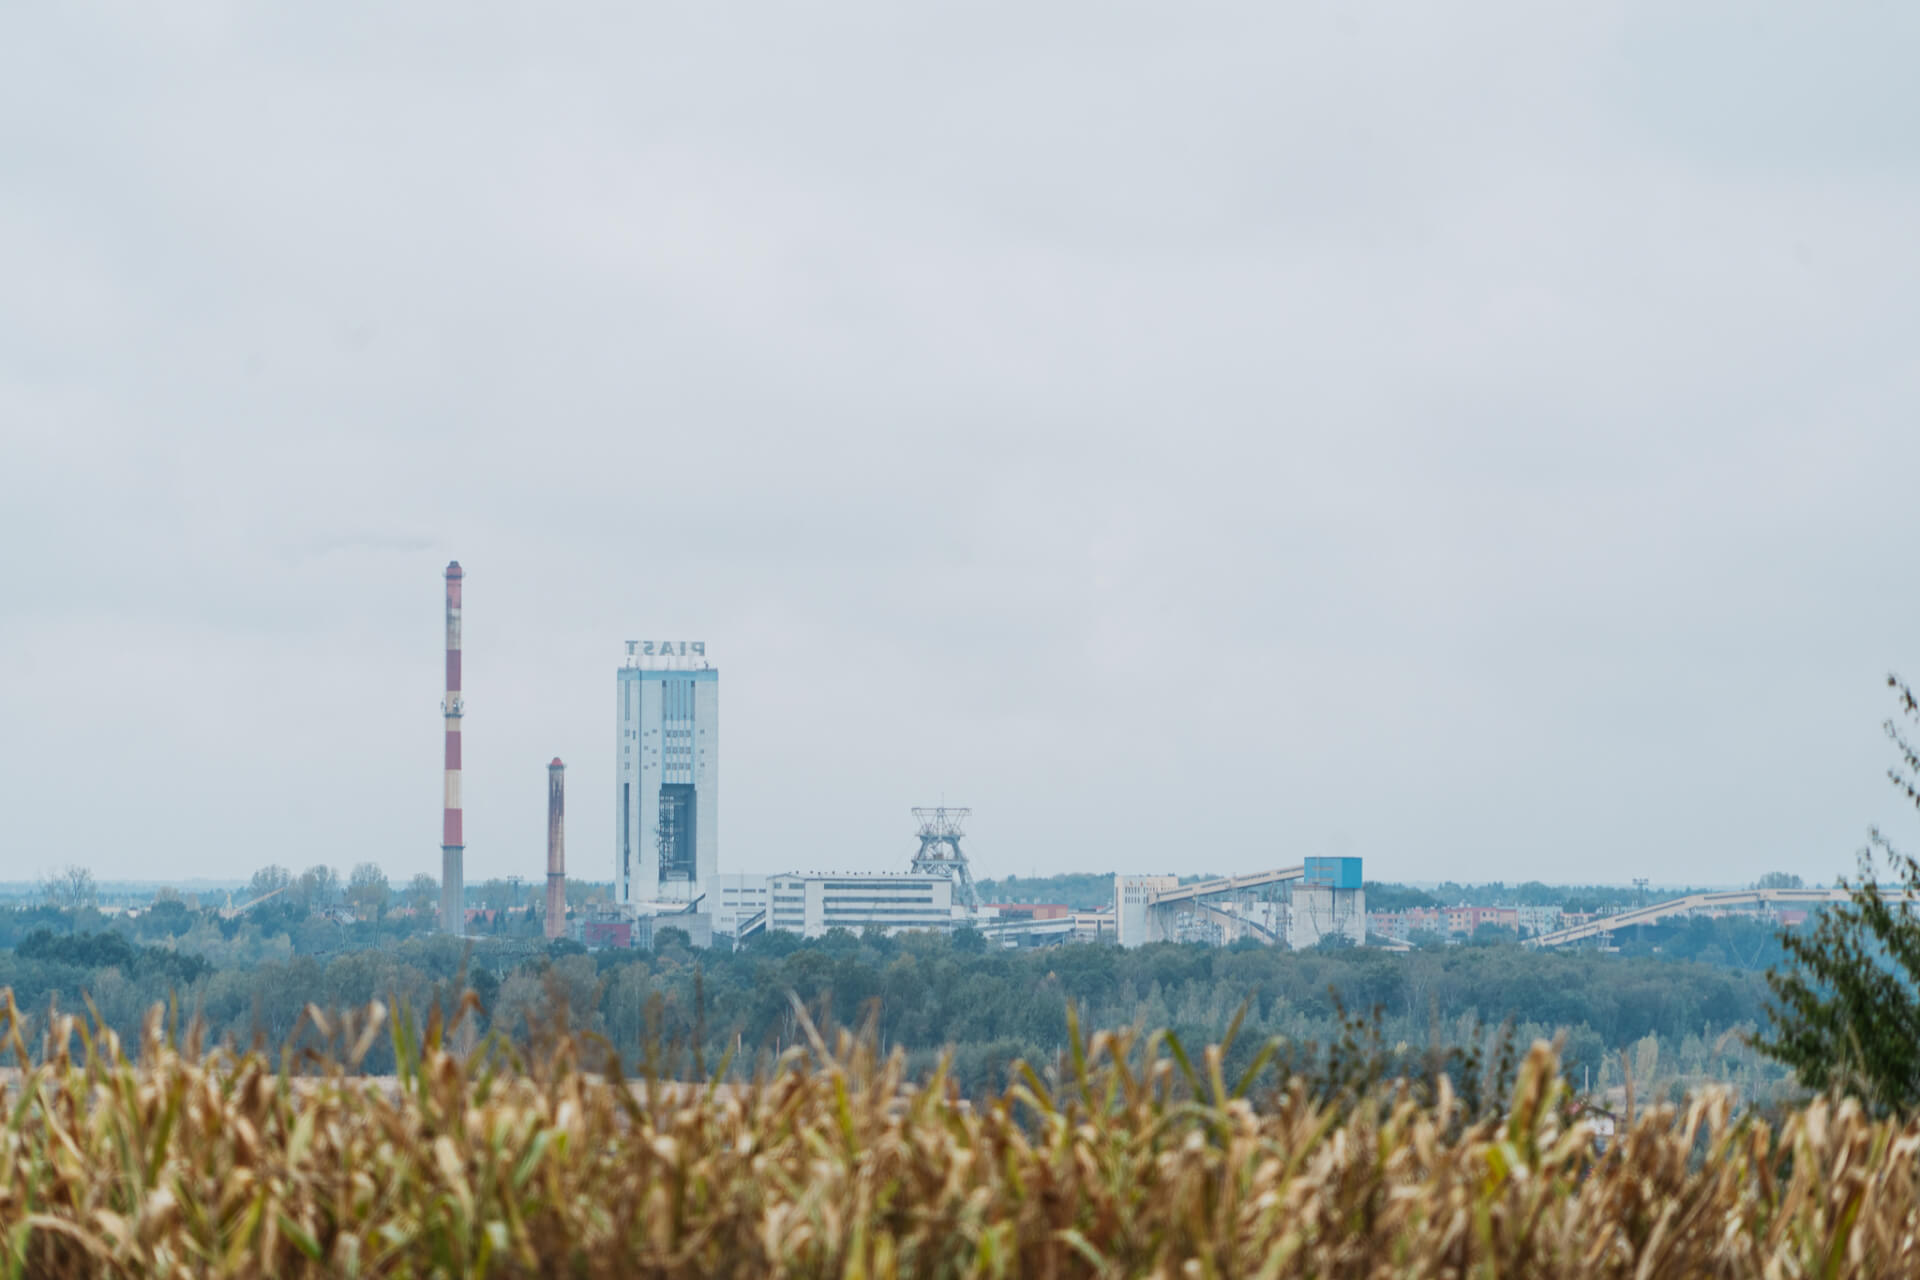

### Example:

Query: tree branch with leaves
xmin=1755 ymin=675 xmax=1920 ymax=1111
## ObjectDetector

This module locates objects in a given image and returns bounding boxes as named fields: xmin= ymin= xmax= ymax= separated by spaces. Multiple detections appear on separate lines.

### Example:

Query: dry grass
xmin=1 ymin=989 xmax=1916 ymax=1278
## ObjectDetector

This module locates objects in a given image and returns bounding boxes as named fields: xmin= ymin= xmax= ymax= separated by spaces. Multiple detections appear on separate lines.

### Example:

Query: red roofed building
xmin=986 ymin=903 xmax=1071 ymax=922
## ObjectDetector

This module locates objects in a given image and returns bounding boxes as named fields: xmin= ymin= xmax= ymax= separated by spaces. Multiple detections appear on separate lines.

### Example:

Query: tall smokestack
xmin=545 ymin=758 xmax=566 ymax=941
xmin=440 ymin=561 xmax=465 ymax=935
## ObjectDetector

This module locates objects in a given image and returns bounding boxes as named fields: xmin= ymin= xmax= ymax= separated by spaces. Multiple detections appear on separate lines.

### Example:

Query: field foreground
xmin=0 ymin=993 xmax=1913 ymax=1278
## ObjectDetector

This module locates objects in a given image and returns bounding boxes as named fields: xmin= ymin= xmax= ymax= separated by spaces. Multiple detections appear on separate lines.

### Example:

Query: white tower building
xmin=615 ymin=641 xmax=718 ymax=908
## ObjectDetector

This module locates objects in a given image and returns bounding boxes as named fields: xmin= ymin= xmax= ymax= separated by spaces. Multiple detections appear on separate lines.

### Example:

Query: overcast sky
xmin=4 ymin=3 xmax=1919 ymax=890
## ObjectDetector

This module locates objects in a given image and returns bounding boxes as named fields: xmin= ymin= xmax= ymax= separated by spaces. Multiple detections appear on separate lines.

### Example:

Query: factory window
xmin=822 ymin=907 xmax=951 ymax=917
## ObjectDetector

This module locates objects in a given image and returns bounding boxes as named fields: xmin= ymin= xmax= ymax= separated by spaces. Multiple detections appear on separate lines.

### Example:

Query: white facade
xmin=1286 ymin=884 xmax=1367 ymax=949
xmin=1118 ymin=862 xmax=1365 ymax=950
xmin=1116 ymin=876 xmax=1179 ymax=947
xmin=766 ymin=873 xmax=973 ymax=938
xmin=710 ymin=873 xmax=769 ymax=936
xmin=1071 ymin=911 xmax=1117 ymax=943
xmin=1515 ymin=904 xmax=1564 ymax=937
xmin=615 ymin=656 xmax=718 ymax=908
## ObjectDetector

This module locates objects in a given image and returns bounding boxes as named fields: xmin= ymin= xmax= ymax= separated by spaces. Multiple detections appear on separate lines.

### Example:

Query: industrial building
xmin=714 ymin=811 xmax=988 ymax=941
xmin=715 ymin=873 xmax=977 ymax=942
xmin=1289 ymin=857 xmax=1367 ymax=949
xmin=762 ymin=872 xmax=981 ymax=938
xmin=1116 ymin=875 xmax=1178 ymax=946
xmin=615 ymin=641 xmax=717 ymax=910
xmin=585 ymin=629 xmax=1373 ymax=954
xmin=709 ymin=873 xmax=769 ymax=937
xmin=429 ymin=570 xmax=1377 ymax=957
xmin=1115 ymin=858 xmax=1365 ymax=949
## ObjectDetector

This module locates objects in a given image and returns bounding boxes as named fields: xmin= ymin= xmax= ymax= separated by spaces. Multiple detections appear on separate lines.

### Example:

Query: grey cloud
xmin=1 ymin=1 xmax=1916 ymax=888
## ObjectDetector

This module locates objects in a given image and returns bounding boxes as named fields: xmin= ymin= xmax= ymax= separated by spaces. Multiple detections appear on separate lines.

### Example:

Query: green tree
xmin=347 ymin=863 xmax=390 ymax=917
xmin=1753 ymin=871 xmax=1805 ymax=891
xmin=564 ymin=879 xmax=610 ymax=907
xmin=406 ymin=874 xmax=438 ymax=915
xmin=1364 ymin=882 xmax=1438 ymax=911
xmin=297 ymin=865 xmax=341 ymax=910
xmin=40 ymin=865 xmax=97 ymax=910
xmin=972 ymin=873 xmax=1115 ymax=910
xmin=248 ymin=865 xmax=294 ymax=902
xmin=1757 ymin=676 xmax=1920 ymax=1110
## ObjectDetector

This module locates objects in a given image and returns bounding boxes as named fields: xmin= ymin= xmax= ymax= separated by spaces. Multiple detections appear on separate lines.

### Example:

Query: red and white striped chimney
xmin=440 ymin=561 xmax=465 ymax=934
xmin=545 ymin=758 xmax=566 ymax=941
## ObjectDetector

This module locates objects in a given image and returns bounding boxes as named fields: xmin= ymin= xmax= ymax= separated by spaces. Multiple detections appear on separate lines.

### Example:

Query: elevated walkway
xmin=1525 ymin=887 xmax=1853 ymax=948
xmin=1122 ymin=858 xmax=1362 ymax=948
xmin=1144 ymin=866 xmax=1306 ymax=907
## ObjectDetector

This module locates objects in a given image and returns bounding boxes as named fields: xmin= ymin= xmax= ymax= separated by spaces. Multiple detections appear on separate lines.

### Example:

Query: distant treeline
xmin=974 ymin=873 xmax=1119 ymax=909
xmin=0 ymin=906 xmax=1793 ymax=1099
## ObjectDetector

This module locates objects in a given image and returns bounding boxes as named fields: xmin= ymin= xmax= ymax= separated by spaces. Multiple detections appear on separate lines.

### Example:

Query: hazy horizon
xmin=0 ymin=873 xmax=1805 ymax=900
xmin=5 ymin=5 xmax=1918 ymax=888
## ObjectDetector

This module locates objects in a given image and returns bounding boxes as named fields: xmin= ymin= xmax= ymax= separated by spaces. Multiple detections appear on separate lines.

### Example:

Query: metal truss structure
xmin=909 ymin=806 xmax=980 ymax=909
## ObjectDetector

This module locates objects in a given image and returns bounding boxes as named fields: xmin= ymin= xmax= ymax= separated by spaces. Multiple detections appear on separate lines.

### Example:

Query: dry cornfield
xmin=1 ymin=990 xmax=1916 ymax=1278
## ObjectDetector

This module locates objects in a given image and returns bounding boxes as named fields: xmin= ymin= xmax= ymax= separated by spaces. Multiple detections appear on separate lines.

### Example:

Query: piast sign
xmin=627 ymin=641 xmax=706 ymax=657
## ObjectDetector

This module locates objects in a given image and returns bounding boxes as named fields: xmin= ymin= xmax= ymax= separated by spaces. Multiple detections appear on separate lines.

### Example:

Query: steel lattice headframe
xmin=912 ymin=807 xmax=969 ymax=840
xmin=910 ymin=807 xmax=978 ymax=908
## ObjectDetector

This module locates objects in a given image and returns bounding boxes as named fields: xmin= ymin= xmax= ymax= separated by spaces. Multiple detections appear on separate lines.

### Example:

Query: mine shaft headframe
xmin=912 ymin=806 xmax=969 ymax=840
xmin=910 ymin=806 xmax=979 ymax=909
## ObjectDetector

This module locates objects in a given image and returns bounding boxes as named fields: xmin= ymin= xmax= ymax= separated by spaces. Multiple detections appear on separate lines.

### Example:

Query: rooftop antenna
xmin=911 ymin=806 xmax=979 ymax=909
